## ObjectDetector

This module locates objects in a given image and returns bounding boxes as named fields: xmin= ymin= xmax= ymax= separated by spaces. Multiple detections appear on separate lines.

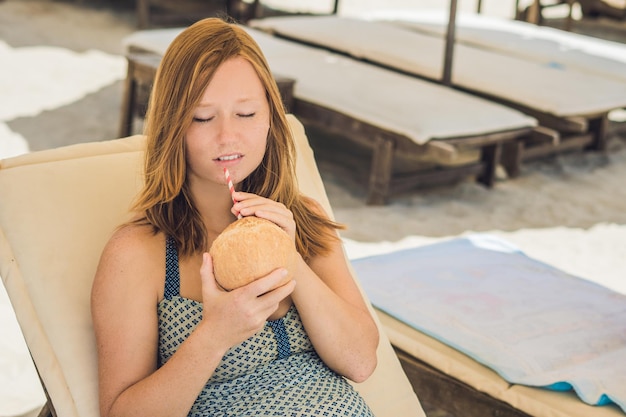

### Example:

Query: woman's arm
xmin=91 ymin=226 xmax=224 ymax=417
xmin=233 ymin=193 xmax=379 ymax=382
xmin=291 ymin=236 xmax=379 ymax=382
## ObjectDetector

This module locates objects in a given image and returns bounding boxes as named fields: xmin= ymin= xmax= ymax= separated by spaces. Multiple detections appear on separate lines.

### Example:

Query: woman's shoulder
xmin=93 ymin=222 xmax=166 ymax=300
xmin=99 ymin=223 xmax=165 ymax=273
xmin=108 ymin=222 xmax=162 ymax=252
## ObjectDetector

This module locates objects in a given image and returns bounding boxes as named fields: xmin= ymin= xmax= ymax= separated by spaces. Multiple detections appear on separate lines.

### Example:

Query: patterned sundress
xmin=158 ymin=237 xmax=375 ymax=417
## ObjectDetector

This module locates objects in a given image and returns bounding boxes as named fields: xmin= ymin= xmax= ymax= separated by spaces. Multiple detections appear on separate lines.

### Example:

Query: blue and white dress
xmin=158 ymin=237 xmax=375 ymax=417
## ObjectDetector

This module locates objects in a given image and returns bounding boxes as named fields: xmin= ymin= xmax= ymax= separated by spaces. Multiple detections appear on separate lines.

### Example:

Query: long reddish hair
xmin=131 ymin=17 xmax=343 ymax=259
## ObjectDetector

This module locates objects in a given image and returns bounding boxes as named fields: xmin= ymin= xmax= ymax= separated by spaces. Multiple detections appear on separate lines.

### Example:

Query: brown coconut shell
xmin=209 ymin=216 xmax=297 ymax=291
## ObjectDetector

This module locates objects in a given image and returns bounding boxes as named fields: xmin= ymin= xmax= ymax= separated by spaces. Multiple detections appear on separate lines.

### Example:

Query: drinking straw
xmin=224 ymin=167 xmax=242 ymax=219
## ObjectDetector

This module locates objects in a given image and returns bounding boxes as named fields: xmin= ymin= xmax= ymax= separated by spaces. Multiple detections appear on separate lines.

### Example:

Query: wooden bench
xmin=250 ymin=16 xmax=623 ymax=167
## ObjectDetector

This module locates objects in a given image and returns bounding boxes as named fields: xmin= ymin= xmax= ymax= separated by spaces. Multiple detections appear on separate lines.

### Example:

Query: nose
xmin=215 ymin=116 xmax=236 ymax=144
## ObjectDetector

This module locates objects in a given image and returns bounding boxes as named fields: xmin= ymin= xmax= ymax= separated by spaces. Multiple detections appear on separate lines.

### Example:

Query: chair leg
xmin=228 ymin=0 xmax=260 ymax=22
xmin=367 ymin=135 xmax=394 ymax=205
xmin=587 ymin=113 xmax=609 ymax=152
xmin=37 ymin=400 xmax=55 ymax=417
xmin=137 ymin=0 xmax=150 ymax=29
xmin=565 ymin=0 xmax=575 ymax=31
xmin=501 ymin=140 xmax=524 ymax=179
xmin=118 ymin=58 xmax=138 ymax=138
xmin=527 ymin=0 xmax=542 ymax=24
xmin=477 ymin=143 xmax=502 ymax=187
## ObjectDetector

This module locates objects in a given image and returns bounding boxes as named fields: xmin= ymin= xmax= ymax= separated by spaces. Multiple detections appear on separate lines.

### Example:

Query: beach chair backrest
xmin=0 ymin=114 xmax=425 ymax=417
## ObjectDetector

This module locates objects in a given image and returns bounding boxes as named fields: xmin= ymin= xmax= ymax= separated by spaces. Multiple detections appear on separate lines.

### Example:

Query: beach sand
xmin=1 ymin=1 xmax=625 ymax=416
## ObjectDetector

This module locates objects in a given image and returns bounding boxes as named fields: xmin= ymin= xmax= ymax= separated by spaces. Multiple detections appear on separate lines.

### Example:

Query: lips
xmin=216 ymin=154 xmax=242 ymax=162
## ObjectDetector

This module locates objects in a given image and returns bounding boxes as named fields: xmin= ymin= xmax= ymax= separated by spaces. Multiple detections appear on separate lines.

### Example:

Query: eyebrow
xmin=196 ymin=97 xmax=263 ymax=108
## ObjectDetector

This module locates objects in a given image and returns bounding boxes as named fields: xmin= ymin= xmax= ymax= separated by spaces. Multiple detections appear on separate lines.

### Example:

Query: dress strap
xmin=164 ymin=236 xmax=181 ymax=300
xmin=268 ymin=319 xmax=291 ymax=360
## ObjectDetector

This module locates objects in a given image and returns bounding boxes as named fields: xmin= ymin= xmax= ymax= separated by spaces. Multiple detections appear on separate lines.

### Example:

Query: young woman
xmin=91 ymin=17 xmax=379 ymax=417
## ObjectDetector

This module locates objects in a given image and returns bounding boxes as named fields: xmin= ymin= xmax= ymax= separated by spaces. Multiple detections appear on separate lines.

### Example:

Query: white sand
xmin=0 ymin=285 xmax=45 ymax=417
xmin=0 ymin=1 xmax=624 ymax=416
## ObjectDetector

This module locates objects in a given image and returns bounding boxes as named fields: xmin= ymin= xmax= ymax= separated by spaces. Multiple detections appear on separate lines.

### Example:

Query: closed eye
xmin=193 ymin=116 xmax=214 ymax=123
xmin=238 ymin=113 xmax=255 ymax=118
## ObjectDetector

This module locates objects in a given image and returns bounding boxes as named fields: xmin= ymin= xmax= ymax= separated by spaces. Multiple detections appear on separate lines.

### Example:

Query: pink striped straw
xmin=223 ymin=167 xmax=242 ymax=219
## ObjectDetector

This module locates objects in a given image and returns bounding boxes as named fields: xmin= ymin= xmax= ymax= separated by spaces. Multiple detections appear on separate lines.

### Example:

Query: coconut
xmin=209 ymin=216 xmax=297 ymax=291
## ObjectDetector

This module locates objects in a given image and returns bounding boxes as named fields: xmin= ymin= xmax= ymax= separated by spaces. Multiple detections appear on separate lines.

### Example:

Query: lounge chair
xmin=577 ymin=0 xmax=626 ymax=20
xmin=0 ymin=114 xmax=426 ymax=417
xmin=249 ymin=15 xmax=626 ymax=163
xmin=516 ymin=0 xmax=626 ymax=25
xmin=351 ymin=236 xmax=626 ymax=417
xmin=120 ymin=26 xmax=538 ymax=205
xmin=360 ymin=10 xmax=626 ymax=85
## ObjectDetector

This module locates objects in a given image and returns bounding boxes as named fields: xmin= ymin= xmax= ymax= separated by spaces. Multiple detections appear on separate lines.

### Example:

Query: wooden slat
xmin=395 ymin=348 xmax=533 ymax=417
xmin=389 ymin=163 xmax=484 ymax=196
xmin=523 ymin=133 xmax=595 ymax=160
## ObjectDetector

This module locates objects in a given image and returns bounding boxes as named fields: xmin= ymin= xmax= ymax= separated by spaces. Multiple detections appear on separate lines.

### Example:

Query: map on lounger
xmin=352 ymin=235 xmax=626 ymax=413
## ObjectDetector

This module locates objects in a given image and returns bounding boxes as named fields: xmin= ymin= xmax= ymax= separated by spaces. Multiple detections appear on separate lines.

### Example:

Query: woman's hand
xmin=231 ymin=192 xmax=296 ymax=242
xmin=198 ymin=253 xmax=296 ymax=348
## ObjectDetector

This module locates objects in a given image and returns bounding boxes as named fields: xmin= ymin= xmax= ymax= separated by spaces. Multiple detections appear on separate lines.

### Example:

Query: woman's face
xmin=185 ymin=56 xmax=270 ymax=188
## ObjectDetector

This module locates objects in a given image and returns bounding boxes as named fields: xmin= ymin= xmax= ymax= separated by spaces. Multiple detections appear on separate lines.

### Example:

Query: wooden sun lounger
xmin=352 ymin=239 xmax=626 ymax=417
xmin=365 ymin=11 xmax=626 ymax=85
xmin=120 ymin=27 xmax=537 ymax=205
xmin=249 ymin=15 xmax=626 ymax=163
xmin=385 ymin=313 xmax=626 ymax=417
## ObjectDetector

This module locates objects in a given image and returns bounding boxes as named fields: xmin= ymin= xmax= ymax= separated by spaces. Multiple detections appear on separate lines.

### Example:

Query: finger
xmin=252 ymin=208 xmax=297 ymax=243
xmin=235 ymin=200 xmax=292 ymax=222
xmin=229 ymin=195 xmax=296 ymax=239
xmin=252 ymin=208 xmax=293 ymax=228
xmin=266 ymin=278 xmax=297 ymax=301
xmin=244 ymin=268 xmax=292 ymax=296
xmin=230 ymin=191 xmax=258 ymax=203
xmin=232 ymin=195 xmax=266 ymax=218
xmin=233 ymin=200 xmax=269 ymax=217
xmin=255 ymin=278 xmax=296 ymax=311
xmin=231 ymin=193 xmax=276 ymax=211
xmin=230 ymin=205 xmax=242 ymax=220
xmin=200 ymin=252 xmax=220 ymax=293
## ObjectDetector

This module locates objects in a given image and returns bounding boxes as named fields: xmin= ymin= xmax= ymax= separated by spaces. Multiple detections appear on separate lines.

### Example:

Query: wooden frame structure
xmin=395 ymin=349 xmax=533 ymax=417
